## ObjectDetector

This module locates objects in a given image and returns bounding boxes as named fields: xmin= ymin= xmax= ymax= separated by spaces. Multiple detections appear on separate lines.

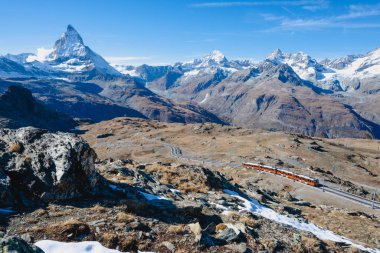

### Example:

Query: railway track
xmin=243 ymin=162 xmax=380 ymax=209
xmin=322 ymin=185 xmax=380 ymax=209
xmin=169 ymin=145 xmax=182 ymax=158
xmin=134 ymin=135 xmax=380 ymax=210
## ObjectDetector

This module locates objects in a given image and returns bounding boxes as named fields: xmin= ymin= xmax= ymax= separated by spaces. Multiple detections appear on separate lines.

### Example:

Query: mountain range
xmin=1 ymin=25 xmax=379 ymax=138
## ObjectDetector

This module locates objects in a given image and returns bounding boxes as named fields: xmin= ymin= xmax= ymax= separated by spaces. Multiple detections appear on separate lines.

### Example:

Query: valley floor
xmin=78 ymin=117 xmax=380 ymax=250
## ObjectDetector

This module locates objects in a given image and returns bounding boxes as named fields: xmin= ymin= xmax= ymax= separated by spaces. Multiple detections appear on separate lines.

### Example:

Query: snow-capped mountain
xmin=266 ymin=49 xmax=326 ymax=82
xmin=183 ymin=50 xmax=228 ymax=69
xmin=4 ymin=25 xmax=121 ymax=79
xmin=116 ymin=50 xmax=254 ymax=83
xmin=322 ymin=48 xmax=380 ymax=79
xmin=182 ymin=50 xmax=253 ymax=72
xmin=44 ymin=25 xmax=121 ymax=76
xmin=264 ymin=47 xmax=380 ymax=91
xmin=320 ymin=55 xmax=361 ymax=70
xmin=0 ymin=56 xmax=30 ymax=77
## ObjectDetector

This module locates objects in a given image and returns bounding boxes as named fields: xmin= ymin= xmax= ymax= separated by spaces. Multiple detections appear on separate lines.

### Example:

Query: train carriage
xmin=242 ymin=163 xmax=319 ymax=187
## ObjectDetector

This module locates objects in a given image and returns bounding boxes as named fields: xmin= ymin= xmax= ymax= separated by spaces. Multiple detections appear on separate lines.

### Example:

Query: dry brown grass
xmin=116 ymin=212 xmax=135 ymax=223
xmin=91 ymin=204 xmax=108 ymax=213
xmin=215 ymin=223 xmax=227 ymax=231
xmin=8 ymin=142 xmax=23 ymax=153
xmin=145 ymin=165 xmax=211 ymax=193
xmin=22 ymin=156 xmax=32 ymax=165
xmin=33 ymin=208 xmax=48 ymax=217
xmin=167 ymin=224 xmax=187 ymax=234
xmin=44 ymin=219 xmax=91 ymax=241
xmin=100 ymin=233 xmax=118 ymax=249
xmin=240 ymin=216 xmax=261 ymax=228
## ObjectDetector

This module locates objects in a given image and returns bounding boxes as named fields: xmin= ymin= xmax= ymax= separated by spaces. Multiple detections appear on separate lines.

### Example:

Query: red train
xmin=242 ymin=162 xmax=319 ymax=187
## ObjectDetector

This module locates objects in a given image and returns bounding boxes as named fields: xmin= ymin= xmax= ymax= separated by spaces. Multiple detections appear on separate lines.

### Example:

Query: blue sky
xmin=0 ymin=0 xmax=380 ymax=65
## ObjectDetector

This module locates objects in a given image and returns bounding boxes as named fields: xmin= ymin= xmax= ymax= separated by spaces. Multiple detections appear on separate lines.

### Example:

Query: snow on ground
xmin=200 ymin=93 xmax=209 ymax=104
xmin=223 ymin=190 xmax=380 ymax=253
xmin=0 ymin=208 xmax=14 ymax=214
xmin=169 ymin=188 xmax=181 ymax=194
xmin=35 ymin=240 xmax=155 ymax=253
xmin=139 ymin=191 xmax=170 ymax=201
xmin=35 ymin=240 xmax=121 ymax=253
xmin=183 ymin=69 xmax=201 ymax=80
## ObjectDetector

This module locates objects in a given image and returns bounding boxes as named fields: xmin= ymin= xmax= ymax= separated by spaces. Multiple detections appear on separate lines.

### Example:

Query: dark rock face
xmin=0 ymin=234 xmax=44 ymax=253
xmin=0 ymin=127 xmax=107 ymax=208
xmin=0 ymin=85 xmax=77 ymax=131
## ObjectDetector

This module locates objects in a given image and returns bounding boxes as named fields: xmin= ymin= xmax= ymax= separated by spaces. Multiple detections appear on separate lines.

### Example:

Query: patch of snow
xmin=224 ymin=189 xmax=379 ymax=253
xmin=35 ymin=240 xmax=121 ymax=253
xmin=200 ymin=93 xmax=210 ymax=104
xmin=0 ymin=208 xmax=14 ymax=214
xmin=108 ymin=184 xmax=118 ymax=190
xmin=170 ymin=188 xmax=181 ymax=194
xmin=210 ymin=202 xmax=229 ymax=211
xmin=183 ymin=69 xmax=201 ymax=79
xmin=54 ymin=77 xmax=72 ymax=82
xmin=35 ymin=240 xmax=156 ymax=253
xmin=140 ymin=191 xmax=170 ymax=201
xmin=52 ymin=60 xmax=91 ymax=73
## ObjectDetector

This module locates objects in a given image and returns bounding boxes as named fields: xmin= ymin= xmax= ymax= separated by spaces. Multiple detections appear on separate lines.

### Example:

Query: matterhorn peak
xmin=49 ymin=25 xmax=87 ymax=60
xmin=62 ymin=25 xmax=84 ymax=44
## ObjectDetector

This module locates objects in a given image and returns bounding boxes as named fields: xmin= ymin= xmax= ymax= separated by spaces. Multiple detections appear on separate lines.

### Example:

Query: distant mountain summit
xmin=45 ymin=25 xmax=121 ymax=76
xmin=1 ymin=25 xmax=380 ymax=138
xmin=0 ymin=25 xmax=224 ymax=126
xmin=189 ymin=50 xmax=228 ymax=69
xmin=4 ymin=25 xmax=121 ymax=79
xmin=50 ymin=25 xmax=86 ymax=60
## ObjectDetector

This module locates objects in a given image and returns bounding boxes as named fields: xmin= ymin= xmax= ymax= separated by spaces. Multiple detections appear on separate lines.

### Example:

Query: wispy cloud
xmin=189 ymin=0 xmax=328 ymax=9
xmin=276 ymin=19 xmax=380 ymax=30
xmin=264 ymin=2 xmax=380 ymax=31
xmin=336 ymin=3 xmax=380 ymax=20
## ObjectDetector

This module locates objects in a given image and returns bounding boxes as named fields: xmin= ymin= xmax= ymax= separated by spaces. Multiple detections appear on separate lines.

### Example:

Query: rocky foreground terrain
xmin=0 ymin=126 xmax=379 ymax=252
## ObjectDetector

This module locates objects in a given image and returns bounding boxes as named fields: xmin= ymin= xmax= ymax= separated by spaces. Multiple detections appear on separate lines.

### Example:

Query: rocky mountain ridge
xmin=0 ymin=85 xmax=77 ymax=131
xmin=1 ymin=25 xmax=380 ymax=139
xmin=0 ymin=26 xmax=223 ymax=125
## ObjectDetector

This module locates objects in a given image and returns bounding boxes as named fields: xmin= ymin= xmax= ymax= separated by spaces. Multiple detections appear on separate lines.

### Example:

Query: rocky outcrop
xmin=0 ymin=234 xmax=44 ymax=253
xmin=0 ymin=85 xmax=77 ymax=131
xmin=0 ymin=127 xmax=107 ymax=209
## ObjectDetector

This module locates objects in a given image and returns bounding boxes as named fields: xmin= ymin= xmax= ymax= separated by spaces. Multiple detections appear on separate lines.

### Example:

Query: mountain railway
xmin=242 ymin=162 xmax=319 ymax=187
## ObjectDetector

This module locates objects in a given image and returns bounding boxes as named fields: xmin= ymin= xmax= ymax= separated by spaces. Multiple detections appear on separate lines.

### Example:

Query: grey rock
xmin=283 ymin=192 xmax=295 ymax=201
xmin=294 ymin=201 xmax=312 ymax=207
xmin=161 ymin=241 xmax=176 ymax=252
xmin=226 ymin=243 xmax=248 ymax=253
xmin=0 ymin=127 xmax=108 ymax=208
xmin=0 ymin=235 xmax=44 ymax=253
xmin=20 ymin=233 xmax=33 ymax=243
xmin=87 ymin=219 xmax=107 ymax=226
xmin=124 ymin=221 xmax=150 ymax=232
xmin=216 ymin=228 xmax=242 ymax=242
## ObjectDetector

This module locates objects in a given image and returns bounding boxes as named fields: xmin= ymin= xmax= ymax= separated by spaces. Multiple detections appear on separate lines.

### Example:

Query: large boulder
xmin=0 ymin=127 xmax=107 ymax=208
xmin=0 ymin=234 xmax=44 ymax=253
